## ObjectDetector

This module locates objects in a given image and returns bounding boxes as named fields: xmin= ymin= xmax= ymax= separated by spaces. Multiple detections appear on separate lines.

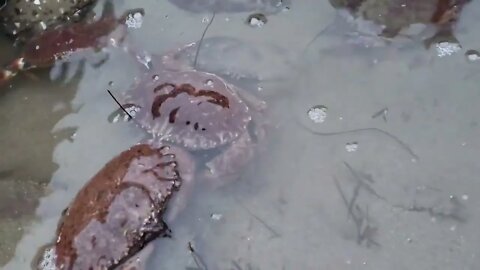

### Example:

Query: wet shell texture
xmin=0 ymin=0 xmax=96 ymax=36
xmin=126 ymin=68 xmax=252 ymax=151
xmin=168 ymin=0 xmax=290 ymax=14
xmin=36 ymin=144 xmax=183 ymax=270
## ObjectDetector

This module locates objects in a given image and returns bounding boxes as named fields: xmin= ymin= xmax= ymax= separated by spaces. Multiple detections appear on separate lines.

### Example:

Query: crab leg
xmin=0 ymin=58 xmax=26 ymax=87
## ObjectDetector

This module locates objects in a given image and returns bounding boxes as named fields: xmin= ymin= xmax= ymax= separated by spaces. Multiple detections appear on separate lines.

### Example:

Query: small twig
xmin=393 ymin=197 xmax=467 ymax=223
xmin=236 ymin=199 xmax=281 ymax=239
xmin=334 ymin=176 xmax=361 ymax=226
xmin=194 ymin=12 xmax=216 ymax=68
xmin=333 ymin=176 xmax=351 ymax=213
xmin=295 ymin=117 xmax=419 ymax=160
xmin=249 ymin=210 xmax=281 ymax=238
xmin=188 ymin=242 xmax=208 ymax=270
xmin=334 ymin=177 xmax=380 ymax=247
xmin=372 ymin=107 xmax=388 ymax=122
xmin=343 ymin=162 xmax=386 ymax=202
xmin=107 ymin=89 xmax=133 ymax=120
xmin=361 ymin=206 xmax=380 ymax=247
xmin=302 ymin=22 xmax=332 ymax=57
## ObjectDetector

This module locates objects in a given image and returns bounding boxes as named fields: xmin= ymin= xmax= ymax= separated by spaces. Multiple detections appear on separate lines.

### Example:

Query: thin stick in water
xmin=107 ymin=89 xmax=133 ymax=120
xmin=235 ymin=198 xmax=281 ymax=239
xmin=295 ymin=117 xmax=419 ymax=160
xmin=194 ymin=12 xmax=216 ymax=68
xmin=372 ymin=107 xmax=388 ymax=122
xmin=188 ymin=242 xmax=208 ymax=270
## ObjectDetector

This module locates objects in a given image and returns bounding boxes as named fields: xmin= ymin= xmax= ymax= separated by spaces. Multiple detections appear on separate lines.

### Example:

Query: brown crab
xmin=0 ymin=1 xmax=144 ymax=87
xmin=118 ymin=44 xmax=267 ymax=187
xmin=34 ymin=42 xmax=267 ymax=269
xmin=35 ymin=143 xmax=195 ymax=270
xmin=329 ymin=0 xmax=471 ymax=46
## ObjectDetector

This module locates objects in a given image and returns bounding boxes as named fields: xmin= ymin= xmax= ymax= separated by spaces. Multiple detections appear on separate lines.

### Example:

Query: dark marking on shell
xmin=151 ymin=83 xmax=230 ymax=120
xmin=126 ymin=66 xmax=251 ymax=151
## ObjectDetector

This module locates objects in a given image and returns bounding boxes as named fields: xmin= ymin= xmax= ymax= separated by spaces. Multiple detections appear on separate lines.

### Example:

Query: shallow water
xmin=1 ymin=0 xmax=480 ymax=269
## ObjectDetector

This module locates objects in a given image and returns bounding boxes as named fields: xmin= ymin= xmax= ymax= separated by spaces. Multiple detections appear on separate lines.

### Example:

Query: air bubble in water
xmin=125 ymin=12 xmax=144 ymax=28
xmin=435 ymin=42 xmax=461 ymax=57
xmin=307 ymin=105 xmax=328 ymax=123
xmin=136 ymin=53 xmax=152 ymax=69
xmin=152 ymin=75 xmax=159 ymax=81
xmin=345 ymin=142 xmax=358 ymax=152
xmin=247 ymin=13 xmax=267 ymax=27
xmin=465 ymin=50 xmax=480 ymax=62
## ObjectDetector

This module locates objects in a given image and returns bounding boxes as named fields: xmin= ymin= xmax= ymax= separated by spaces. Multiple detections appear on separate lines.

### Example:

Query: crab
xmin=328 ymin=0 xmax=471 ymax=47
xmin=0 ymin=1 xmax=144 ymax=87
xmin=117 ymin=43 xmax=267 ymax=187
xmin=34 ymin=143 xmax=196 ymax=270
xmin=34 ymin=41 xmax=267 ymax=269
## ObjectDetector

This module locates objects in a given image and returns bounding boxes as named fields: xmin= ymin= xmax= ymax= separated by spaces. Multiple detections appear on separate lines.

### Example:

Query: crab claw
xmin=0 ymin=69 xmax=13 ymax=86
xmin=0 ymin=58 xmax=29 ymax=87
xmin=0 ymin=68 xmax=18 ymax=87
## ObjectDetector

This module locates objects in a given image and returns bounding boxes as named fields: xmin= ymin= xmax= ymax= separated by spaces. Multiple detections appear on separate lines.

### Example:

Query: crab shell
xmin=124 ymin=56 xmax=252 ymax=151
xmin=35 ymin=144 xmax=194 ymax=270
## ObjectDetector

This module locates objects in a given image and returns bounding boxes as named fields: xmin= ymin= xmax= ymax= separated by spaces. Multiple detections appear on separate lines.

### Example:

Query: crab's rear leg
xmin=204 ymin=131 xmax=259 ymax=188
xmin=117 ymin=243 xmax=154 ymax=270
